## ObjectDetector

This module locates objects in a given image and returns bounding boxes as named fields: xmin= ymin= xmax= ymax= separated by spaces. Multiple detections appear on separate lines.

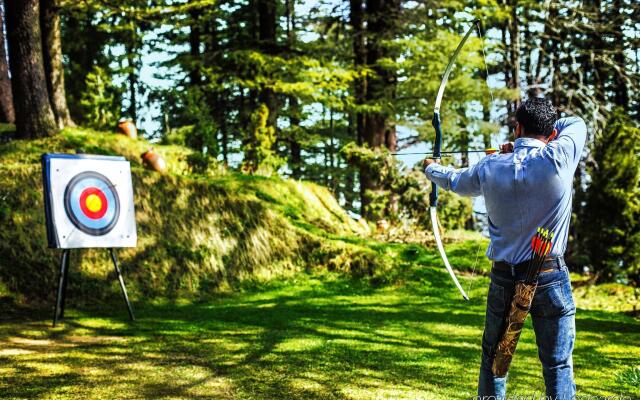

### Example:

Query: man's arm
xmin=423 ymin=160 xmax=484 ymax=197
xmin=548 ymin=116 xmax=587 ymax=168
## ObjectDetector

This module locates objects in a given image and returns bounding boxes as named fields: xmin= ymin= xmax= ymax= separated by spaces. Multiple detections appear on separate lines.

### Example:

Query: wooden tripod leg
xmin=60 ymin=250 xmax=70 ymax=318
xmin=109 ymin=249 xmax=135 ymax=321
xmin=53 ymin=250 xmax=70 ymax=327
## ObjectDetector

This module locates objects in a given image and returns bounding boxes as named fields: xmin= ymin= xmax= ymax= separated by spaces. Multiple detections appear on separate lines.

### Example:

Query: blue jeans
xmin=477 ymin=261 xmax=576 ymax=400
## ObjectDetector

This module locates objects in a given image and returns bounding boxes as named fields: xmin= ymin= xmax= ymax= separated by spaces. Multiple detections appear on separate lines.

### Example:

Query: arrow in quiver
xmin=491 ymin=228 xmax=554 ymax=377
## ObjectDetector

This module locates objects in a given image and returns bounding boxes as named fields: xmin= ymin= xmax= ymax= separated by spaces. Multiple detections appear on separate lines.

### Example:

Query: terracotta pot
xmin=141 ymin=149 xmax=167 ymax=173
xmin=117 ymin=119 xmax=137 ymax=139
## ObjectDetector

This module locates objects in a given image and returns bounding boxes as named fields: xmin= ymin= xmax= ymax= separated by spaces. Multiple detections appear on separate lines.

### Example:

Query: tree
xmin=582 ymin=109 xmax=640 ymax=284
xmin=257 ymin=0 xmax=278 ymax=130
xmin=40 ymin=0 xmax=74 ymax=128
xmin=285 ymin=0 xmax=302 ymax=178
xmin=5 ymin=0 xmax=57 ymax=138
xmin=0 ymin=0 xmax=14 ymax=124
xmin=349 ymin=0 xmax=365 ymax=146
xmin=352 ymin=0 xmax=401 ymax=219
xmin=242 ymin=104 xmax=284 ymax=175
xmin=61 ymin=7 xmax=111 ymax=124
xmin=79 ymin=66 xmax=122 ymax=130
xmin=188 ymin=8 xmax=202 ymax=87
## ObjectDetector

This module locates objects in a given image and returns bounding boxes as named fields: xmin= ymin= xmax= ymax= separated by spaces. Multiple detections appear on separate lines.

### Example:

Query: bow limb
xmin=429 ymin=21 xmax=477 ymax=301
xmin=430 ymin=207 xmax=469 ymax=300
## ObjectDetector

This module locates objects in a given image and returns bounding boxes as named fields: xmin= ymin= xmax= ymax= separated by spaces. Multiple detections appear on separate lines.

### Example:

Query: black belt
xmin=493 ymin=256 xmax=565 ymax=274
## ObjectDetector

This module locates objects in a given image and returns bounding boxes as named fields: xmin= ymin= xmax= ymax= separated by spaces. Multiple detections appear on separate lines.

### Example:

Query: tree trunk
xmin=349 ymin=0 xmax=366 ymax=145
xmin=506 ymin=1 xmax=520 ymax=128
xmin=189 ymin=9 xmax=201 ymax=87
xmin=591 ymin=0 xmax=607 ymax=107
xmin=289 ymin=96 xmax=302 ymax=179
xmin=204 ymin=12 xmax=228 ymax=164
xmin=359 ymin=0 xmax=400 ymax=219
xmin=285 ymin=0 xmax=302 ymax=179
xmin=5 ymin=0 xmax=57 ymax=138
xmin=124 ymin=20 xmax=139 ymax=124
xmin=40 ymin=0 xmax=73 ymax=128
xmin=0 ymin=0 xmax=15 ymax=123
xmin=612 ymin=0 xmax=628 ymax=110
xmin=548 ymin=5 xmax=563 ymax=110
xmin=349 ymin=0 xmax=366 ymax=214
xmin=125 ymin=43 xmax=138 ymax=123
xmin=257 ymin=0 xmax=277 ymax=130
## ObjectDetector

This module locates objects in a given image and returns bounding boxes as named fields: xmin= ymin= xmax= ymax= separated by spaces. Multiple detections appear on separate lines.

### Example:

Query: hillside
xmin=0 ymin=128 xmax=399 ymax=304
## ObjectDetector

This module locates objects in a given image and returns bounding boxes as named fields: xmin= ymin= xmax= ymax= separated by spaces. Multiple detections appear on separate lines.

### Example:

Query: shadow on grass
xmin=0 ymin=271 xmax=639 ymax=399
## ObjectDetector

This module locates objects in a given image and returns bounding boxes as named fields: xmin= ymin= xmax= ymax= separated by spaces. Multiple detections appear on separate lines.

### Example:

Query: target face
xmin=42 ymin=154 xmax=137 ymax=249
xmin=64 ymin=171 xmax=120 ymax=236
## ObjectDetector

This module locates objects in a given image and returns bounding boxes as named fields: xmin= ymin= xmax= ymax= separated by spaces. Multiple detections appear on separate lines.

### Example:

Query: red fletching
xmin=531 ymin=235 xmax=539 ymax=253
xmin=534 ymin=235 xmax=543 ymax=255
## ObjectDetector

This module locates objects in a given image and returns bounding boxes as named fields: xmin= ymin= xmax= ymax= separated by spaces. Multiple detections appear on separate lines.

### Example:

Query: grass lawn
xmin=1 ymin=245 xmax=639 ymax=399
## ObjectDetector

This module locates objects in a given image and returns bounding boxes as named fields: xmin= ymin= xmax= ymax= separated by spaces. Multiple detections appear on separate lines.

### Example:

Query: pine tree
xmin=582 ymin=109 xmax=640 ymax=283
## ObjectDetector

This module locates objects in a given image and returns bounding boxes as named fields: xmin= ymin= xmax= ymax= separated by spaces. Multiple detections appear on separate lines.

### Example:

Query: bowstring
xmin=465 ymin=20 xmax=494 ymax=296
xmin=476 ymin=20 xmax=495 ymax=105
xmin=467 ymin=223 xmax=485 ymax=296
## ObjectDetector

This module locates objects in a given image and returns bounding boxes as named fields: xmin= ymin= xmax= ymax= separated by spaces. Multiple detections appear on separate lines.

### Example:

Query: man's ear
xmin=514 ymin=122 xmax=521 ymax=139
xmin=547 ymin=128 xmax=558 ymax=142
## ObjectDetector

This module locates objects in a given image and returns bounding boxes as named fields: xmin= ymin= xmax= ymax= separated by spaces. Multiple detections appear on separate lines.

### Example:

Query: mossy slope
xmin=0 ymin=128 xmax=377 ymax=303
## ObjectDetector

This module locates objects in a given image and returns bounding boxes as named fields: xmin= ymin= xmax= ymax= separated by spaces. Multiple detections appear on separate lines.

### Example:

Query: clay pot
xmin=141 ymin=148 xmax=167 ymax=173
xmin=376 ymin=219 xmax=389 ymax=233
xmin=117 ymin=118 xmax=137 ymax=139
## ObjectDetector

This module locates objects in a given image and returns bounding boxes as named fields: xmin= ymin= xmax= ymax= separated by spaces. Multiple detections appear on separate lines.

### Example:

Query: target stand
xmin=53 ymin=249 xmax=135 ymax=326
xmin=42 ymin=154 xmax=138 ymax=327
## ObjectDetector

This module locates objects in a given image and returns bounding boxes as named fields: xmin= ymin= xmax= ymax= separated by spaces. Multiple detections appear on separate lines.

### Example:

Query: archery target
xmin=64 ymin=171 xmax=120 ymax=235
xmin=42 ymin=154 xmax=137 ymax=249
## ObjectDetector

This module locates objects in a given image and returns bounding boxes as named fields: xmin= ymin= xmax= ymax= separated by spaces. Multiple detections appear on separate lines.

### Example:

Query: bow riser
xmin=429 ymin=111 xmax=443 ymax=208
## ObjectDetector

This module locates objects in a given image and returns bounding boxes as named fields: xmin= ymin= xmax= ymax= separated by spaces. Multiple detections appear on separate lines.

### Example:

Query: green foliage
xmin=157 ymin=88 xmax=219 ymax=153
xmin=185 ymin=152 xmax=212 ymax=174
xmin=63 ymin=0 xmax=505 ymax=221
xmin=160 ymin=125 xmax=188 ymax=146
xmin=62 ymin=7 xmax=112 ymax=123
xmin=341 ymin=142 xmax=472 ymax=229
xmin=616 ymin=366 xmax=640 ymax=389
xmin=242 ymin=104 xmax=285 ymax=176
xmin=181 ymin=88 xmax=219 ymax=155
xmin=0 ymin=123 xmax=16 ymax=145
xmin=79 ymin=66 xmax=122 ymax=130
xmin=582 ymin=109 xmax=640 ymax=285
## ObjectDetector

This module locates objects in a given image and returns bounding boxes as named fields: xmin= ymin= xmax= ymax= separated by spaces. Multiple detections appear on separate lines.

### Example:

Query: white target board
xmin=41 ymin=154 xmax=137 ymax=249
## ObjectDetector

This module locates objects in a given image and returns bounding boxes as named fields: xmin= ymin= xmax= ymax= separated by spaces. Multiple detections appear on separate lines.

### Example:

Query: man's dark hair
xmin=515 ymin=98 xmax=558 ymax=137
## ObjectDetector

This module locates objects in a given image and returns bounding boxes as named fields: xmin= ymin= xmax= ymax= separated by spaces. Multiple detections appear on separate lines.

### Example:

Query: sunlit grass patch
xmin=2 ymin=267 xmax=638 ymax=399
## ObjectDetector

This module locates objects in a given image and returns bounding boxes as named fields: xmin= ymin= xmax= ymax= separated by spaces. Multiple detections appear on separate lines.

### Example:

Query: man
xmin=423 ymin=98 xmax=586 ymax=400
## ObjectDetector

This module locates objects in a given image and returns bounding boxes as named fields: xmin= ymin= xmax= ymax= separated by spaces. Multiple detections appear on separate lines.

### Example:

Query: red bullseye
xmin=79 ymin=187 xmax=108 ymax=219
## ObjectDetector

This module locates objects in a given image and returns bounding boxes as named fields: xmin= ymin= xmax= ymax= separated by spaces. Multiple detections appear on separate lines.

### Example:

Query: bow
xmin=429 ymin=21 xmax=480 ymax=301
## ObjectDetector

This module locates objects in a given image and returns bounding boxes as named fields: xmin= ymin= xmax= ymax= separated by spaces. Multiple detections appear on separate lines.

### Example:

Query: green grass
xmin=1 ymin=258 xmax=638 ymax=400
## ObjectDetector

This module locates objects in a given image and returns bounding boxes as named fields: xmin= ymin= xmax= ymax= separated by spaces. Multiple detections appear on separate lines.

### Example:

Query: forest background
xmin=1 ymin=1 xmax=640 ymax=398
xmin=1 ymin=0 xmax=640 ymax=302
